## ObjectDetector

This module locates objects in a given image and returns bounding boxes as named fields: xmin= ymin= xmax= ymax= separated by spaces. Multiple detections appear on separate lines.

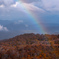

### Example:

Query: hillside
xmin=0 ymin=33 xmax=59 ymax=59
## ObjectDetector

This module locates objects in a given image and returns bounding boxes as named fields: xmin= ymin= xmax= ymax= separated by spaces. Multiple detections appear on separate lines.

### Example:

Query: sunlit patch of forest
xmin=0 ymin=33 xmax=59 ymax=59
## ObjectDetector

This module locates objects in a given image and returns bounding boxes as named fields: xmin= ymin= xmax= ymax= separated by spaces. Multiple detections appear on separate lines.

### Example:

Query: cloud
xmin=0 ymin=0 xmax=16 ymax=6
xmin=0 ymin=5 xmax=4 ymax=7
xmin=0 ymin=25 xmax=9 ymax=31
xmin=11 ymin=1 xmax=44 ymax=12
xmin=14 ymin=20 xmax=24 ymax=24
xmin=11 ymin=2 xmax=18 ymax=7
xmin=0 ymin=1 xmax=45 ymax=21
xmin=39 ymin=0 xmax=59 ymax=11
xmin=0 ymin=0 xmax=59 ymax=21
xmin=23 ymin=3 xmax=45 ymax=12
xmin=25 ymin=24 xmax=28 ymax=27
xmin=0 ymin=0 xmax=59 ymax=12
xmin=20 ymin=0 xmax=40 ymax=3
xmin=18 ymin=20 xmax=23 ymax=23
xmin=22 ymin=0 xmax=59 ymax=12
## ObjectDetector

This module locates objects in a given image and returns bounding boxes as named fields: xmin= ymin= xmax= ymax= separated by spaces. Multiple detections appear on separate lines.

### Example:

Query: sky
xmin=0 ymin=0 xmax=59 ymax=39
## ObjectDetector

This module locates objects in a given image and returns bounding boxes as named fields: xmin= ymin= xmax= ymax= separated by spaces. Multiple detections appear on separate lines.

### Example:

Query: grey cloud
xmin=0 ymin=0 xmax=16 ymax=6
xmin=20 ymin=0 xmax=40 ymax=3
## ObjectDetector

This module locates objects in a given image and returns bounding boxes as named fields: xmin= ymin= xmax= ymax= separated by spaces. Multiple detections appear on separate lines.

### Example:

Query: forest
xmin=0 ymin=33 xmax=59 ymax=59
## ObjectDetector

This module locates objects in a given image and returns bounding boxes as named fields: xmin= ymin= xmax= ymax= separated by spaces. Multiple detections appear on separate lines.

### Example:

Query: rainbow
xmin=15 ymin=0 xmax=56 ymax=53
xmin=16 ymin=0 xmax=47 ymax=34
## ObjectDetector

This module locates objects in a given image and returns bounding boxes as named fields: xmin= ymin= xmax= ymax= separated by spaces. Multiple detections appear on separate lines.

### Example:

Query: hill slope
xmin=0 ymin=33 xmax=59 ymax=59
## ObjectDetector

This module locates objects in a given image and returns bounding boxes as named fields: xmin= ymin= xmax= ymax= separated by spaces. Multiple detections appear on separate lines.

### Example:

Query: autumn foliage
xmin=0 ymin=33 xmax=59 ymax=59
